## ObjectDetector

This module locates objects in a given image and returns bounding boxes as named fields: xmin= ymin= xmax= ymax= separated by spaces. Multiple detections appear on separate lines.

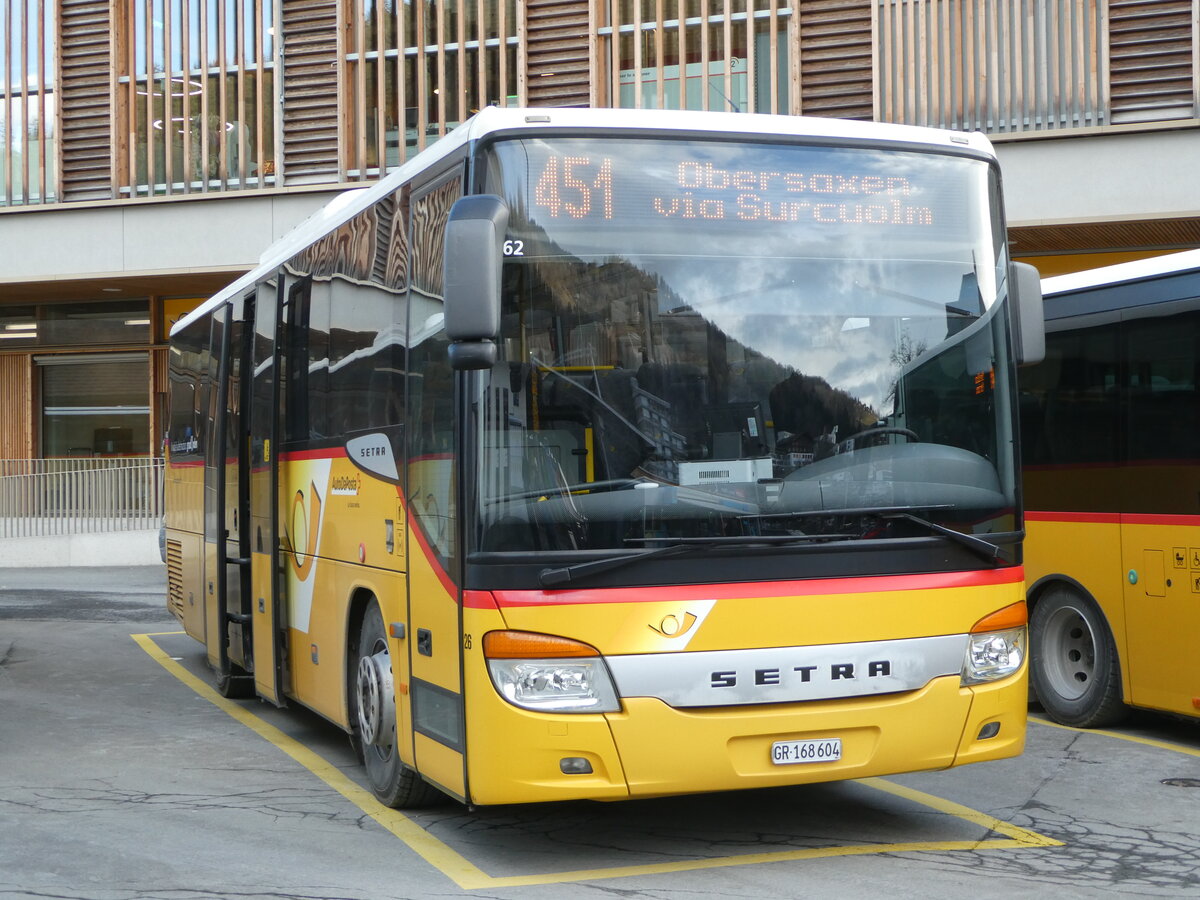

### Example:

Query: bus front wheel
xmin=1029 ymin=586 xmax=1127 ymax=728
xmin=354 ymin=601 xmax=442 ymax=808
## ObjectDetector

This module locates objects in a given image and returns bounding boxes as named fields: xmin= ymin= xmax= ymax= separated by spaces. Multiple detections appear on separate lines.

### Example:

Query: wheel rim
xmin=356 ymin=637 xmax=396 ymax=752
xmin=1041 ymin=604 xmax=1098 ymax=701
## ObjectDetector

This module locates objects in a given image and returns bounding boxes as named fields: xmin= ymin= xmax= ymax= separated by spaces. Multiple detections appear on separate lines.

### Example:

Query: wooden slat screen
xmin=58 ymin=0 xmax=112 ymax=201
xmin=524 ymin=0 xmax=590 ymax=107
xmin=597 ymin=1 xmax=792 ymax=114
xmin=117 ymin=0 xmax=277 ymax=196
xmin=2 ymin=0 xmax=56 ymax=205
xmin=877 ymin=0 xmax=1106 ymax=133
xmin=1109 ymin=0 xmax=1195 ymax=122
xmin=150 ymin=347 xmax=168 ymax=457
xmin=344 ymin=0 xmax=520 ymax=179
xmin=0 ymin=355 xmax=35 ymax=459
xmin=798 ymin=0 xmax=872 ymax=118
xmin=281 ymin=0 xmax=340 ymax=182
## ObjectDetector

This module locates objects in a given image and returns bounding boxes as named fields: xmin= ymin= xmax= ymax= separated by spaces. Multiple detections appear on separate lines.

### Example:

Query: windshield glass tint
xmin=473 ymin=136 xmax=1015 ymax=556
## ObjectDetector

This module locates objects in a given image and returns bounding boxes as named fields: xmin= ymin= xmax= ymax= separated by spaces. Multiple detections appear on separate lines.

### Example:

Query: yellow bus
xmin=1023 ymin=250 xmax=1200 ymax=727
xmin=164 ymin=107 xmax=1045 ymax=808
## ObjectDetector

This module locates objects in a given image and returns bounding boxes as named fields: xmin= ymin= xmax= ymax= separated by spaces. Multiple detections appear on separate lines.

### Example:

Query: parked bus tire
xmin=354 ymin=601 xmax=443 ymax=808
xmin=1030 ymin=586 xmax=1127 ymax=728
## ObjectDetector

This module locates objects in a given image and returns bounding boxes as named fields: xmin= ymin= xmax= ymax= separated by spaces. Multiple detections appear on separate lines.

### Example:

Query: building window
xmin=597 ymin=1 xmax=791 ymax=114
xmin=39 ymin=354 xmax=152 ymax=458
xmin=117 ymin=0 xmax=276 ymax=196
xmin=1 ymin=0 xmax=57 ymax=205
xmin=1 ymin=299 xmax=151 ymax=348
xmin=0 ymin=305 xmax=39 ymax=345
xmin=344 ymin=0 xmax=520 ymax=177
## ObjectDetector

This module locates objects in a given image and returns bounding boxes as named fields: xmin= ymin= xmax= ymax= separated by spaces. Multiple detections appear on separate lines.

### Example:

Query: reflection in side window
xmin=408 ymin=174 xmax=463 ymax=563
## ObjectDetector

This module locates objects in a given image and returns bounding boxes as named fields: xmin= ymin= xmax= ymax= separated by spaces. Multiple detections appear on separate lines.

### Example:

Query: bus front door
xmin=248 ymin=282 xmax=287 ymax=705
xmin=205 ymin=298 xmax=255 ymax=697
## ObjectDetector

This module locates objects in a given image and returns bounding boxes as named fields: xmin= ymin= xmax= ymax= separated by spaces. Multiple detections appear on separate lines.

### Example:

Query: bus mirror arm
xmin=444 ymin=194 xmax=509 ymax=371
xmin=1009 ymin=261 xmax=1045 ymax=367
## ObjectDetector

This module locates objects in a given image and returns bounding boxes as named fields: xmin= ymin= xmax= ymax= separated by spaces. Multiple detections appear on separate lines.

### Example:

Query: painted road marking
xmin=1031 ymin=716 xmax=1200 ymax=758
xmin=133 ymin=632 xmax=1061 ymax=889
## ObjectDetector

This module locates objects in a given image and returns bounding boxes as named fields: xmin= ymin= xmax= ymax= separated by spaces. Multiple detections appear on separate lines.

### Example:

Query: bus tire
xmin=354 ymin=600 xmax=443 ymax=808
xmin=1029 ymin=586 xmax=1127 ymax=728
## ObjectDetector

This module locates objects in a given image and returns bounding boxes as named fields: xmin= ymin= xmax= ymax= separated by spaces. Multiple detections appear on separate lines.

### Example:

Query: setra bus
xmin=1022 ymin=249 xmax=1200 ymax=727
xmin=164 ymin=107 xmax=1045 ymax=808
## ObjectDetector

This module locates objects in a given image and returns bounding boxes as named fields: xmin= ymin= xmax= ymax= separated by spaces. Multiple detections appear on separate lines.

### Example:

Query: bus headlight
xmin=961 ymin=602 xmax=1027 ymax=685
xmin=484 ymin=631 xmax=621 ymax=713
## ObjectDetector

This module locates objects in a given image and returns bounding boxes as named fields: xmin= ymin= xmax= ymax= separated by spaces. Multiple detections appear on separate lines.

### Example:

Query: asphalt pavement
xmin=2 ymin=565 xmax=1199 ymax=899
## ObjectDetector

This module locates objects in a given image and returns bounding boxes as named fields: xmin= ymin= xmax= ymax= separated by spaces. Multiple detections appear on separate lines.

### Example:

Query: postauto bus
xmin=163 ymin=107 xmax=1044 ymax=807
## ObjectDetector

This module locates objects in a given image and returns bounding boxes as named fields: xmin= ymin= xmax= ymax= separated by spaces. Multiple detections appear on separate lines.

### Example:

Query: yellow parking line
xmin=859 ymin=777 xmax=1062 ymax=846
xmin=133 ymin=632 xmax=1062 ymax=889
xmin=1030 ymin=716 xmax=1200 ymax=758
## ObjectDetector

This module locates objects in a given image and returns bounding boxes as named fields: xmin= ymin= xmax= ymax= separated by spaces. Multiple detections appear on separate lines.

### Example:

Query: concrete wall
xmin=0 ymin=189 xmax=342 ymax=285
xmin=0 ymin=529 xmax=161 ymax=567
xmin=994 ymin=127 xmax=1200 ymax=228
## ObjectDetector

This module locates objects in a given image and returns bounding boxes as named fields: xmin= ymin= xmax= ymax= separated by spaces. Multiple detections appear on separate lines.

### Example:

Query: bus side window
xmin=280 ymin=275 xmax=331 ymax=445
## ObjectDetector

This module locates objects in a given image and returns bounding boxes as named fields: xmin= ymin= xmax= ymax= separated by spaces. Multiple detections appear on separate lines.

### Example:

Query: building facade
xmin=4 ymin=0 xmax=1200 ymax=460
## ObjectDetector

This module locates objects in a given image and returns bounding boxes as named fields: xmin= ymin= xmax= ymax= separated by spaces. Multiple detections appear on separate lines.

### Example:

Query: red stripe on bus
xmin=279 ymin=447 xmax=349 ymax=461
xmin=1026 ymin=511 xmax=1121 ymax=524
xmin=1028 ymin=511 xmax=1200 ymax=527
xmin=476 ymin=567 xmax=1024 ymax=609
xmin=1121 ymin=513 xmax=1200 ymax=527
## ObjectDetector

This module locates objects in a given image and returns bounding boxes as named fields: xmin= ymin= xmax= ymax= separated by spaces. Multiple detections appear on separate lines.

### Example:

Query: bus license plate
xmin=771 ymin=738 xmax=842 ymax=765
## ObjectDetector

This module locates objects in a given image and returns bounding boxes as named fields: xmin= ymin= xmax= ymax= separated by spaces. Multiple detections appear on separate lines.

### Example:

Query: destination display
xmin=532 ymin=155 xmax=938 ymax=228
xmin=495 ymin=138 xmax=980 ymax=247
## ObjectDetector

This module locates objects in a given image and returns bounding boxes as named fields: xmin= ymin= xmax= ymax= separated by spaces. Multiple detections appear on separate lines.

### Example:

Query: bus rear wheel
xmin=1030 ymin=586 xmax=1127 ymax=728
xmin=354 ymin=601 xmax=443 ymax=808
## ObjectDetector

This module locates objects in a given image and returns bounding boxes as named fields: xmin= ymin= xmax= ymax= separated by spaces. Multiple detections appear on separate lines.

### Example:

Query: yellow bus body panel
xmin=1024 ymin=517 xmax=1126 ymax=688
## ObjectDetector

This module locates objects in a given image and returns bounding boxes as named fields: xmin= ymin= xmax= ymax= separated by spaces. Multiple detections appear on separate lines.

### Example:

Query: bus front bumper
xmin=465 ymin=670 xmax=1026 ymax=805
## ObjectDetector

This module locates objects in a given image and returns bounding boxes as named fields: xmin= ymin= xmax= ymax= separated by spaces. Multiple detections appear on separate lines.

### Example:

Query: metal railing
xmin=0 ymin=458 xmax=165 ymax=538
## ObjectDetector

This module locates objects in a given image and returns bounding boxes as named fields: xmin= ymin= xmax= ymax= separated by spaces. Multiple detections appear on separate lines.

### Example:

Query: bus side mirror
xmin=1009 ymin=261 xmax=1045 ymax=366
xmin=444 ymin=194 xmax=509 ymax=371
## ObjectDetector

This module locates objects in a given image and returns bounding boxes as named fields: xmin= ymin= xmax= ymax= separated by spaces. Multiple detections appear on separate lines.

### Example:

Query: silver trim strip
xmin=606 ymin=634 xmax=967 ymax=708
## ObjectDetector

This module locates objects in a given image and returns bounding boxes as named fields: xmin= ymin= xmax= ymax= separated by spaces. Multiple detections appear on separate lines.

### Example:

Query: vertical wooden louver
xmin=1108 ymin=0 xmax=1195 ymax=122
xmin=0 ymin=355 xmax=34 ymax=459
xmin=58 ymin=0 xmax=113 ymax=201
xmin=524 ymin=0 xmax=590 ymax=107
xmin=281 ymin=0 xmax=341 ymax=182
xmin=799 ymin=0 xmax=873 ymax=119
xmin=877 ymin=0 xmax=1105 ymax=133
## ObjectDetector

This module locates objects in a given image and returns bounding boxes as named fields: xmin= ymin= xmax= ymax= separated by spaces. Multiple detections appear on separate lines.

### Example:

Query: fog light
xmin=560 ymin=757 xmax=593 ymax=774
xmin=977 ymin=721 xmax=1001 ymax=740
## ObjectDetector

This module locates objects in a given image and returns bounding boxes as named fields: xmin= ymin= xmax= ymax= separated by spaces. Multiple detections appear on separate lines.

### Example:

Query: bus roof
xmin=172 ymin=107 xmax=997 ymax=337
xmin=1041 ymin=248 xmax=1200 ymax=297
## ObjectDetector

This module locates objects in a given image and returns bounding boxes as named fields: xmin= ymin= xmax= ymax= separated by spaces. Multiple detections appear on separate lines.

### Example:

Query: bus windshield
xmin=473 ymin=136 xmax=1016 ymax=560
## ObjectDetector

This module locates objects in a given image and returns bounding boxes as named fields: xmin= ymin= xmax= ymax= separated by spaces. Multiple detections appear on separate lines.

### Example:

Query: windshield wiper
xmin=538 ymin=534 xmax=852 ymax=587
xmin=738 ymin=505 xmax=1004 ymax=562
xmin=880 ymin=510 xmax=1002 ymax=562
